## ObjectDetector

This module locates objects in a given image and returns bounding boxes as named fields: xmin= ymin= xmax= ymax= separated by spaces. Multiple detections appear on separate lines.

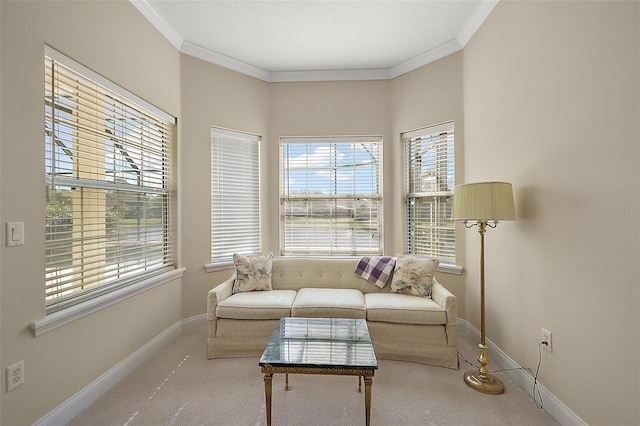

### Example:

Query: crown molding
xmin=389 ymin=38 xmax=463 ymax=79
xmin=268 ymin=68 xmax=391 ymax=83
xmin=181 ymin=41 xmax=271 ymax=81
xmin=130 ymin=0 xmax=500 ymax=83
xmin=129 ymin=0 xmax=184 ymax=51
xmin=182 ymin=41 xmax=392 ymax=82
xmin=187 ymin=38 xmax=461 ymax=83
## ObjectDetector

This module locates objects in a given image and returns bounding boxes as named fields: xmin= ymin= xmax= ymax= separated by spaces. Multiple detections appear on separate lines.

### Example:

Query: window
xmin=403 ymin=122 xmax=455 ymax=263
xmin=280 ymin=137 xmax=382 ymax=256
xmin=209 ymin=128 xmax=261 ymax=270
xmin=44 ymin=46 xmax=176 ymax=314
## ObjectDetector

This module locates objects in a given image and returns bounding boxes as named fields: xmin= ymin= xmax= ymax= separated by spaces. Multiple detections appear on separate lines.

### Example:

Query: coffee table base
xmin=261 ymin=365 xmax=375 ymax=426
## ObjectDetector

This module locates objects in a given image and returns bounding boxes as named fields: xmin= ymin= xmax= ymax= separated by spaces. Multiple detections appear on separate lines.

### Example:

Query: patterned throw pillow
xmin=232 ymin=253 xmax=273 ymax=293
xmin=390 ymin=254 xmax=439 ymax=298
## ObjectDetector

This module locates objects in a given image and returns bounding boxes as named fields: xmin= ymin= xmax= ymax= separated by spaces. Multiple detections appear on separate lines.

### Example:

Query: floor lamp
xmin=453 ymin=182 xmax=515 ymax=395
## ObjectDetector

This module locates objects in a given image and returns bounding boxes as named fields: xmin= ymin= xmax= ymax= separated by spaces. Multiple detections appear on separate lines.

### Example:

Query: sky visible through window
xmin=282 ymin=141 xmax=379 ymax=195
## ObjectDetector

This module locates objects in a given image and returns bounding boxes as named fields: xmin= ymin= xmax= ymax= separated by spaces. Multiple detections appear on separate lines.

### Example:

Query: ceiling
xmin=131 ymin=0 xmax=498 ymax=82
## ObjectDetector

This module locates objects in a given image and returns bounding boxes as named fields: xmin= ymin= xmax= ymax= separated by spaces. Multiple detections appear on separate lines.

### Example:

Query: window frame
xmin=43 ymin=45 xmax=178 ymax=318
xmin=207 ymin=127 xmax=261 ymax=271
xmin=403 ymin=122 xmax=460 ymax=271
xmin=279 ymin=136 xmax=383 ymax=256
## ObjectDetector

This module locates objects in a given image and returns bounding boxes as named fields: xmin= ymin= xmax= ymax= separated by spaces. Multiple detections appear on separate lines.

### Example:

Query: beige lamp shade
xmin=452 ymin=182 xmax=516 ymax=221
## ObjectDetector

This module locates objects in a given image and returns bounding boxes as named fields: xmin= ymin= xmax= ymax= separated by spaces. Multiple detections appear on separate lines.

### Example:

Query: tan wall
xmin=390 ymin=52 xmax=467 ymax=315
xmin=265 ymin=80 xmax=392 ymax=254
xmin=181 ymin=77 xmax=397 ymax=315
xmin=463 ymin=1 xmax=639 ymax=425
xmin=181 ymin=60 xmax=468 ymax=329
xmin=4 ymin=1 xmax=638 ymax=425
xmin=0 ymin=1 xmax=182 ymax=424
xmin=179 ymin=55 xmax=270 ymax=319
xmin=180 ymin=62 xmax=468 ymax=314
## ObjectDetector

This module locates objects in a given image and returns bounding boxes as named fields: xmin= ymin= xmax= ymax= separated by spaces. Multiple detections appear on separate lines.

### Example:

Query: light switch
xmin=6 ymin=222 xmax=24 ymax=247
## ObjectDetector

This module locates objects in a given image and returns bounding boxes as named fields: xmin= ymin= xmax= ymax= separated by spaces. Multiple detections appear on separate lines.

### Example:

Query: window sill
xmin=205 ymin=263 xmax=234 ymax=273
xmin=30 ymin=267 xmax=185 ymax=337
xmin=437 ymin=263 xmax=464 ymax=275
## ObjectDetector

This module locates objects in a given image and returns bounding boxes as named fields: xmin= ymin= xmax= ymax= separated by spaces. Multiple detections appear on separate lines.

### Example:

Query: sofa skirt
xmin=207 ymin=318 xmax=458 ymax=369
xmin=207 ymin=318 xmax=278 ymax=358
xmin=366 ymin=321 xmax=458 ymax=369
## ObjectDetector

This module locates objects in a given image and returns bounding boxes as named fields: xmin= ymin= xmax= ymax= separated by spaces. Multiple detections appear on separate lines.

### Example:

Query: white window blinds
xmin=210 ymin=128 xmax=261 ymax=268
xmin=404 ymin=122 xmax=455 ymax=263
xmin=44 ymin=46 xmax=177 ymax=314
xmin=280 ymin=137 xmax=382 ymax=256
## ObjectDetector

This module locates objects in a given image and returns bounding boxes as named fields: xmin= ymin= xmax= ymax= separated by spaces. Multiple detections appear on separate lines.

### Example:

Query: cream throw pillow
xmin=390 ymin=254 xmax=439 ymax=298
xmin=232 ymin=253 xmax=273 ymax=293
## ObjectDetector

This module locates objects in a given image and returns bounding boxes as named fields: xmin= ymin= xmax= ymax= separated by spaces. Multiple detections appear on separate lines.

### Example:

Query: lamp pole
xmin=463 ymin=220 xmax=504 ymax=394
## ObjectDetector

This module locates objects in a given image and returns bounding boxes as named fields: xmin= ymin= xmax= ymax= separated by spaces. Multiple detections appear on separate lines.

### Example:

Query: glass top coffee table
xmin=259 ymin=317 xmax=378 ymax=426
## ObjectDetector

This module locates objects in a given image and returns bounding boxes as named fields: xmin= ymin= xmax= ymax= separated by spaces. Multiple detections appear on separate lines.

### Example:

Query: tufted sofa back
xmin=271 ymin=257 xmax=392 ymax=294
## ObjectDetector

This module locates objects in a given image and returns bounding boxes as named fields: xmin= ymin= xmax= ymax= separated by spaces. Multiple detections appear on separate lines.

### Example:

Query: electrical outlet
xmin=541 ymin=328 xmax=552 ymax=352
xmin=6 ymin=360 xmax=24 ymax=391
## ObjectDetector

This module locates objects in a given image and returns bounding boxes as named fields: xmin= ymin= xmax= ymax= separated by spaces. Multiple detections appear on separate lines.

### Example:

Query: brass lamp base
xmin=464 ymin=370 xmax=504 ymax=395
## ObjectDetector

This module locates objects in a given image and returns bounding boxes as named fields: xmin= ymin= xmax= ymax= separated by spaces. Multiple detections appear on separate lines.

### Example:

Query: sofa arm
xmin=431 ymin=279 xmax=457 ymax=326
xmin=207 ymin=272 xmax=235 ymax=320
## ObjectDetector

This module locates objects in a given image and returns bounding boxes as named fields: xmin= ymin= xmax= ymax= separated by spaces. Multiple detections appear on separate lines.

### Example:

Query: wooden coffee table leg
xmin=263 ymin=373 xmax=273 ymax=426
xmin=364 ymin=375 xmax=373 ymax=426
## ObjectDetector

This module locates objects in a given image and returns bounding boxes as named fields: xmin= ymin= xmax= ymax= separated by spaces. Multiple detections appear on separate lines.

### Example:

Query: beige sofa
xmin=206 ymin=257 xmax=458 ymax=369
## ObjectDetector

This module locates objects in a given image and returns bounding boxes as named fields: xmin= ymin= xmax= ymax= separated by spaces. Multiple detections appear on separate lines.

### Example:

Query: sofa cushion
xmin=217 ymin=290 xmax=297 ymax=320
xmin=233 ymin=252 xmax=273 ymax=293
xmin=364 ymin=293 xmax=447 ymax=325
xmin=292 ymin=288 xmax=366 ymax=319
xmin=390 ymin=254 xmax=439 ymax=298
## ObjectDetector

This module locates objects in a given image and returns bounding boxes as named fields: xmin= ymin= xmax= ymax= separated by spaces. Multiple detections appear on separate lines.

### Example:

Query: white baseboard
xmin=181 ymin=313 xmax=208 ymax=331
xmin=34 ymin=314 xmax=207 ymax=426
xmin=37 ymin=316 xmax=583 ymax=426
xmin=457 ymin=319 xmax=587 ymax=426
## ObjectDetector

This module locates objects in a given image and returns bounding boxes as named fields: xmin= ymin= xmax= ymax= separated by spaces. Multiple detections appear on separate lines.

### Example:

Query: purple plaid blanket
xmin=354 ymin=256 xmax=396 ymax=288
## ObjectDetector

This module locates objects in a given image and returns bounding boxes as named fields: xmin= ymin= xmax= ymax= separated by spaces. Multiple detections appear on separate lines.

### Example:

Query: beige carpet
xmin=69 ymin=325 xmax=559 ymax=425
